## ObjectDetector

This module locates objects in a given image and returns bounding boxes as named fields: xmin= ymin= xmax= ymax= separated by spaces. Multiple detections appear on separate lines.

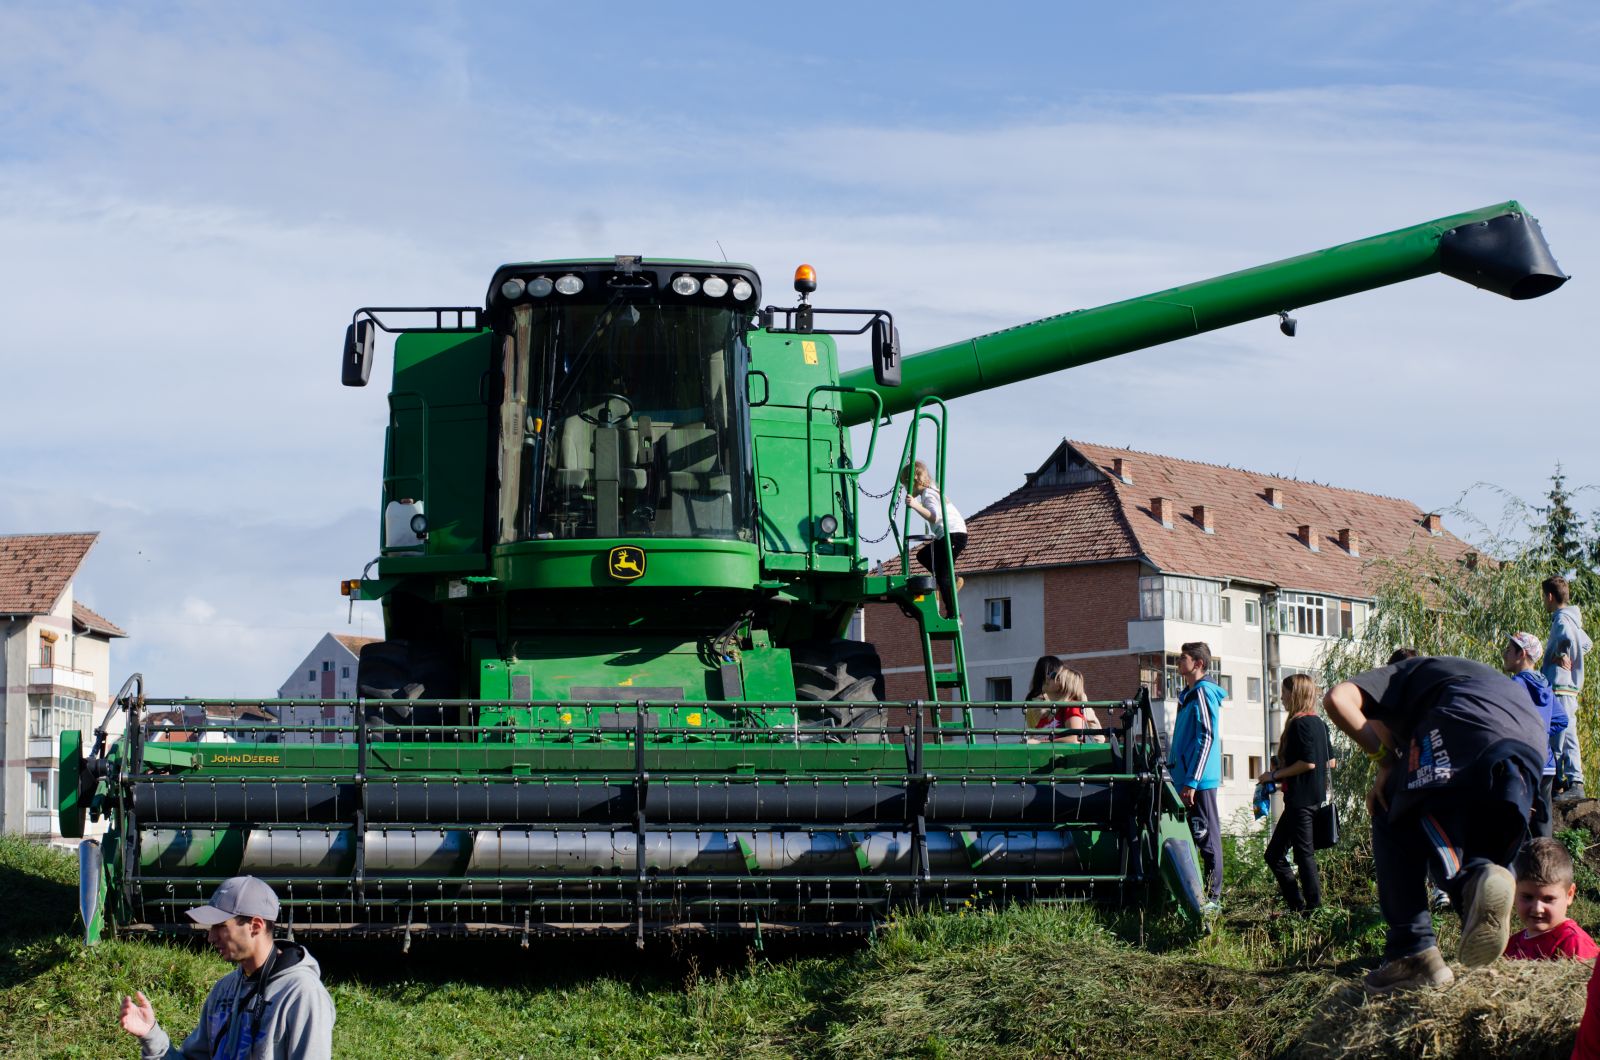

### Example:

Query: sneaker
xmin=1200 ymin=899 xmax=1222 ymax=915
xmin=1556 ymin=785 xmax=1587 ymax=804
xmin=1457 ymin=864 xmax=1516 ymax=967
xmin=1362 ymin=946 xmax=1454 ymax=995
xmin=956 ymin=576 xmax=965 ymax=592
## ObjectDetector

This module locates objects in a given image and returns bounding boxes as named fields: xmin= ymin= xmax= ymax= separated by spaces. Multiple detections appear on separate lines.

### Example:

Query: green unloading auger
xmin=63 ymin=202 xmax=1563 ymax=946
xmin=840 ymin=201 xmax=1564 ymax=423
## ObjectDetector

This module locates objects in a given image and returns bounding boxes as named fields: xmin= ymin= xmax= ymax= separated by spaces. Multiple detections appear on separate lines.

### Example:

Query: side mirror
xmin=871 ymin=318 xmax=901 ymax=388
xmin=342 ymin=318 xmax=376 ymax=387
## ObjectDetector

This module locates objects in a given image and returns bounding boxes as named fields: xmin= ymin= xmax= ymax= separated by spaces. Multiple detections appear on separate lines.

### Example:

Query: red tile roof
xmin=910 ymin=440 xmax=1471 ymax=599
xmin=0 ymin=533 xmax=98 ymax=614
xmin=334 ymin=634 xmax=381 ymax=655
xmin=73 ymin=600 xmax=127 ymax=639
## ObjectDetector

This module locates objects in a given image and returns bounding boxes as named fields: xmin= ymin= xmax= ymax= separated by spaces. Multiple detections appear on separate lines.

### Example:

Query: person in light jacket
xmin=1170 ymin=641 xmax=1227 ymax=912
xmin=117 ymin=876 xmax=336 ymax=1059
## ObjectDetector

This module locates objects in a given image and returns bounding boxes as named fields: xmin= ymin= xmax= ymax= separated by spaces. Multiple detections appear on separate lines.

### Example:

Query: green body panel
xmin=383 ymin=330 xmax=493 ymax=559
xmin=58 ymin=729 xmax=85 ymax=838
xmin=838 ymin=200 xmax=1540 ymax=424
xmin=491 ymin=537 xmax=759 ymax=590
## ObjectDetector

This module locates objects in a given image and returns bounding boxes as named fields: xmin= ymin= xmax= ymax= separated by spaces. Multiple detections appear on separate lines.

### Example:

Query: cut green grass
xmin=1 ymin=833 xmax=1590 ymax=1059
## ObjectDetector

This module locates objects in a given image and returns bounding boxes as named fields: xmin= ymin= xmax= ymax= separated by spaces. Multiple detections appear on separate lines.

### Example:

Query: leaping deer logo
xmin=608 ymin=547 xmax=646 ymax=580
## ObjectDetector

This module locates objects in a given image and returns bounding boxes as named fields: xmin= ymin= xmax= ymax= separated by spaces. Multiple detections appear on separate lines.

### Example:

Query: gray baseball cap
xmin=186 ymin=876 xmax=281 ymax=925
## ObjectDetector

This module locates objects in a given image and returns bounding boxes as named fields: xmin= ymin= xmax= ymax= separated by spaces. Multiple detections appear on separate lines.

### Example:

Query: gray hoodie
xmin=140 ymin=941 xmax=335 ymax=1060
xmin=1543 ymin=604 xmax=1593 ymax=696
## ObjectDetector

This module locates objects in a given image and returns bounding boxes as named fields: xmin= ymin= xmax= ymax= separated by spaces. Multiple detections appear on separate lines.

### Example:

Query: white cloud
xmin=1 ymin=6 xmax=1595 ymax=693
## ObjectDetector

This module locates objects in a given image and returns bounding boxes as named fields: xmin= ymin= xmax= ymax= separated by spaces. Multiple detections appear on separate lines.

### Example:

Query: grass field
xmin=1 ymin=828 xmax=1591 ymax=1059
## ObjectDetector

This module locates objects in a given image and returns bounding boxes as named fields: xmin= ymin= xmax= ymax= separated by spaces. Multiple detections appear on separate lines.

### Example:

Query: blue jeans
xmin=1371 ymin=797 xmax=1523 ymax=959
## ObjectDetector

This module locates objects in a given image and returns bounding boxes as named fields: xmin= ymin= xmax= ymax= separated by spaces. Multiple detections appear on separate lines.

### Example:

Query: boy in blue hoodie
xmin=1505 ymin=631 xmax=1566 ymax=836
xmin=1171 ymin=641 xmax=1227 ymax=911
xmin=1542 ymin=576 xmax=1592 ymax=802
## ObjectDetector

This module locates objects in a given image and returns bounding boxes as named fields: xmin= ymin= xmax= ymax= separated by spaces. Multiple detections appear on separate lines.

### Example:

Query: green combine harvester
xmin=63 ymin=203 xmax=1565 ymax=945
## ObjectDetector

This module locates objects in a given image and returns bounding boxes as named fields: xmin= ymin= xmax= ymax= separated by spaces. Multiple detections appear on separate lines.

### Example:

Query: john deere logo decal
xmin=608 ymin=546 xmax=646 ymax=581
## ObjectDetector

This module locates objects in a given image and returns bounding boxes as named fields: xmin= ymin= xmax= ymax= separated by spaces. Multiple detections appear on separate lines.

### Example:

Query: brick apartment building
xmin=864 ymin=439 xmax=1472 ymax=823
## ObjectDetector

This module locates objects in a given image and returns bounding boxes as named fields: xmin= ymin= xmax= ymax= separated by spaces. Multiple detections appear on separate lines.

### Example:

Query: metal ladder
xmin=891 ymin=398 xmax=970 ymax=703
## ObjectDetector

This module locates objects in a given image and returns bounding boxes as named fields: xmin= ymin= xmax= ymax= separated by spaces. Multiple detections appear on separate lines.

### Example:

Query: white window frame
xmin=985 ymin=676 xmax=1014 ymax=701
xmin=984 ymin=598 xmax=1012 ymax=631
xmin=1138 ymin=575 xmax=1222 ymax=625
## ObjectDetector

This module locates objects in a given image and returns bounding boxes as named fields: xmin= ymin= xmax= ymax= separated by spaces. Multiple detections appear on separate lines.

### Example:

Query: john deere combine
xmin=63 ymin=203 xmax=1565 ymax=944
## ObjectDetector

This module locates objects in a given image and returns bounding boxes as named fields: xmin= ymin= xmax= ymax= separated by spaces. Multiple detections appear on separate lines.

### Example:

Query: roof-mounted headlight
xmin=499 ymin=277 xmax=526 ymax=299
xmin=671 ymin=274 xmax=700 ymax=296
xmin=527 ymin=276 xmax=554 ymax=297
xmin=554 ymin=274 xmax=584 ymax=296
xmin=731 ymin=279 xmax=753 ymax=301
xmin=702 ymin=276 xmax=729 ymax=298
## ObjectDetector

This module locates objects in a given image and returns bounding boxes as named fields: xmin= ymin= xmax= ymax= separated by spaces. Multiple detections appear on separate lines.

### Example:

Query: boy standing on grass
xmin=1543 ymin=575 xmax=1592 ymax=803
xmin=1171 ymin=641 xmax=1227 ymax=913
xmin=1502 ymin=837 xmax=1598 ymax=960
xmin=1505 ymin=631 xmax=1568 ymax=837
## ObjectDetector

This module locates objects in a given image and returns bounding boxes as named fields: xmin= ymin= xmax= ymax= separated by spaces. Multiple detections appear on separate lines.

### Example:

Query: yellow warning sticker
xmin=801 ymin=340 xmax=818 ymax=365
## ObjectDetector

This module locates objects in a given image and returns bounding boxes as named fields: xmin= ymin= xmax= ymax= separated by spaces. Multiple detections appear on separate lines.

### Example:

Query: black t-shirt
xmin=1278 ymin=714 xmax=1331 ymax=809
xmin=1348 ymin=655 xmax=1544 ymax=818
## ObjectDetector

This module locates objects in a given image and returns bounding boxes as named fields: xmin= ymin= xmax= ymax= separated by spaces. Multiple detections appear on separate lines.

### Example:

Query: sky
xmin=1 ymin=2 xmax=1596 ymax=696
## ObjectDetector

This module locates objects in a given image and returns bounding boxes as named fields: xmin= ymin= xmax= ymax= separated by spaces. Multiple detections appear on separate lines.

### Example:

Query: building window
xmin=985 ymin=676 xmax=1014 ymax=701
xmin=1216 ymin=674 xmax=1233 ymax=696
xmin=307 ymin=670 xmax=316 ymax=681
xmin=29 ymin=693 xmax=92 ymax=740
xmin=1248 ymin=755 xmax=1263 ymax=780
xmin=1276 ymin=592 xmax=1330 ymax=637
xmin=984 ymin=598 xmax=1012 ymax=631
xmin=30 ymin=770 xmax=53 ymax=810
xmin=1244 ymin=599 xmax=1259 ymax=627
xmin=1221 ymin=754 xmax=1234 ymax=781
xmin=1220 ymin=598 xmax=1232 ymax=623
xmin=342 ymin=666 xmax=351 ymax=679
xmin=1138 ymin=575 xmax=1222 ymax=625
xmin=322 ymin=660 xmax=334 ymax=672
xmin=39 ymin=637 xmax=54 ymax=667
xmin=1247 ymin=676 xmax=1262 ymax=702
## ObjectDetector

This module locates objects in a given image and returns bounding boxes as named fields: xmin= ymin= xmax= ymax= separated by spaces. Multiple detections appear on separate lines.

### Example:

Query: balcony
xmin=28 ymin=665 xmax=95 ymax=694
xmin=25 ymin=809 xmax=58 ymax=838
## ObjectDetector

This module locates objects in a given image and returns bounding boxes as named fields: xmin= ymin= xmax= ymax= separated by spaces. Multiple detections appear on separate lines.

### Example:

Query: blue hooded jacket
xmin=1543 ymin=605 xmax=1592 ymax=695
xmin=1171 ymin=677 xmax=1226 ymax=790
xmin=1512 ymin=668 xmax=1566 ymax=775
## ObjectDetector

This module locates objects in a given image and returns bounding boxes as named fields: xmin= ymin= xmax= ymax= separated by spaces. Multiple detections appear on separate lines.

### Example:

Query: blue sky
xmin=1 ymin=2 xmax=1596 ymax=694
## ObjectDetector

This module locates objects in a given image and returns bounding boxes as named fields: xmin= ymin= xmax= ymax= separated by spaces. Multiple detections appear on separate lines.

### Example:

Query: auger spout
xmin=838 ymin=201 xmax=1565 ymax=425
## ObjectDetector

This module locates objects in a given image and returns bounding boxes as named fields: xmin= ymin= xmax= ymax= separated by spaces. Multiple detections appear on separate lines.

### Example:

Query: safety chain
xmin=859 ymin=490 xmax=901 ymax=544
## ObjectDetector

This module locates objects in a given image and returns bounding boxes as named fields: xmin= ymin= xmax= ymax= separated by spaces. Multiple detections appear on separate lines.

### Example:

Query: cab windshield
xmin=497 ymin=297 xmax=753 ymax=542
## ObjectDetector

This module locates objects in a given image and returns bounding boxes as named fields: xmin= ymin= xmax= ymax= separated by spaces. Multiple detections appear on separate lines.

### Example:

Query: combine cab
xmin=64 ymin=203 xmax=1565 ymax=944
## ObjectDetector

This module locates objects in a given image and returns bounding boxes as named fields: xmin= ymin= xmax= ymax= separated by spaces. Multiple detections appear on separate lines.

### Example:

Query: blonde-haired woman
xmin=1025 ymin=656 xmax=1088 ymax=744
xmin=900 ymin=459 xmax=968 ymax=619
xmin=1257 ymin=673 xmax=1333 ymax=913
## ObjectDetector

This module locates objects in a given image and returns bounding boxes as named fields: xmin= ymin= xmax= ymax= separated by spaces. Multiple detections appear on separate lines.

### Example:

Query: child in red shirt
xmin=1503 ymin=838 xmax=1598 ymax=960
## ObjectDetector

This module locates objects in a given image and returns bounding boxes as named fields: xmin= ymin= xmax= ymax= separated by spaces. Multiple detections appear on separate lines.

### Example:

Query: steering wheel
xmin=577 ymin=393 xmax=634 ymax=426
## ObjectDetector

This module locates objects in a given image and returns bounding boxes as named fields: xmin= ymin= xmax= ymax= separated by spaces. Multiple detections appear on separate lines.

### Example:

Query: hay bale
xmin=1281 ymin=959 xmax=1589 ymax=1059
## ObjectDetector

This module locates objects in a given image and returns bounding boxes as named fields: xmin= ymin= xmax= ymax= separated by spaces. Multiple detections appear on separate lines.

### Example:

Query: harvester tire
xmin=791 ymin=639 xmax=887 ymax=742
xmin=357 ymin=640 xmax=460 ymax=734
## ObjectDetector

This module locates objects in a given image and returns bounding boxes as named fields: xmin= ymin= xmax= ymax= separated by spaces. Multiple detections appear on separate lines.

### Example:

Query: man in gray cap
xmin=116 ymin=876 xmax=336 ymax=1059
